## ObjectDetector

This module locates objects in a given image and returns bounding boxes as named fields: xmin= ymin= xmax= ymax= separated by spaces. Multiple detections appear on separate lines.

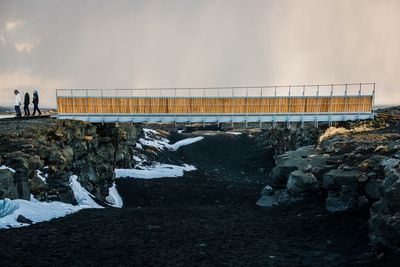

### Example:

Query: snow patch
xmin=0 ymin=198 xmax=84 ymax=229
xmin=139 ymin=137 xmax=169 ymax=150
xmin=105 ymin=183 xmax=123 ymax=208
xmin=169 ymin=136 xmax=204 ymax=150
xmin=0 ymin=165 xmax=16 ymax=173
xmin=140 ymin=128 xmax=204 ymax=151
xmin=143 ymin=128 xmax=160 ymax=135
xmin=135 ymin=143 xmax=143 ymax=150
xmin=69 ymin=175 xmax=103 ymax=209
xmin=36 ymin=170 xmax=47 ymax=183
xmin=133 ymin=155 xmax=142 ymax=162
xmin=115 ymin=163 xmax=196 ymax=179
xmin=0 ymin=174 xmax=121 ymax=229
xmin=226 ymin=132 xmax=242 ymax=135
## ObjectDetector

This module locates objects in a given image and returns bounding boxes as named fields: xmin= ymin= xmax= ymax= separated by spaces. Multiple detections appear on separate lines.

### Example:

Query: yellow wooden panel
xmin=57 ymin=96 xmax=374 ymax=115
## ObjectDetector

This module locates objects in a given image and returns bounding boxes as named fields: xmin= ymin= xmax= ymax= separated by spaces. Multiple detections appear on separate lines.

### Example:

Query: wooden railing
xmin=57 ymin=96 xmax=373 ymax=114
xmin=57 ymin=83 xmax=375 ymax=115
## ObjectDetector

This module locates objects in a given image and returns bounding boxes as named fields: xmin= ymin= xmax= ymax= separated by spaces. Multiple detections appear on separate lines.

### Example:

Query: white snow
xmin=0 ymin=198 xmax=84 ymax=229
xmin=133 ymin=155 xmax=143 ymax=162
xmin=0 ymin=165 xmax=16 ymax=173
xmin=0 ymin=174 xmax=124 ymax=229
xmin=139 ymin=137 xmax=169 ymax=150
xmin=115 ymin=163 xmax=196 ymax=179
xmin=105 ymin=183 xmax=123 ymax=208
xmin=69 ymin=175 xmax=103 ymax=209
xmin=169 ymin=136 xmax=204 ymax=150
xmin=226 ymin=132 xmax=242 ymax=135
xmin=143 ymin=128 xmax=160 ymax=135
xmin=140 ymin=128 xmax=204 ymax=151
xmin=135 ymin=143 xmax=143 ymax=150
xmin=36 ymin=170 xmax=47 ymax=183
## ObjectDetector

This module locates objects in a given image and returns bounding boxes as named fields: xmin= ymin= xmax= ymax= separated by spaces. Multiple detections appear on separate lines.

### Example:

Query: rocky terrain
xmin=0 ymin=119 xmax=141 ymax=204
xmin=257 ymin=107 xmax=400 ymax=258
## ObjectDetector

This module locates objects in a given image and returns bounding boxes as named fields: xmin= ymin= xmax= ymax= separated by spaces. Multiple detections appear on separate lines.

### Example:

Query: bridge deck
xmin=56 ymin=83 xmax=375 ymax=124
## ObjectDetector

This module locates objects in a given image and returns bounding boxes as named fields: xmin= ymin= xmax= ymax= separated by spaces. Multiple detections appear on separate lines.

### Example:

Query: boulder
xmin=382 ymin=170 xmax=400 ymax=193
xmin=256 ymin=195 xmax=277 ymax=207
xmin=256 ymin=189 xmax=304 ymax=207
xmin=30 ymin=173 xmax=47 ymax=193
xmin=323 ymin=169 xmax=360 ymax=192
xmin=365 ymin=179 xmax=382 ymax=200
xmin=261 ymin=185 xmax=274 ymax=196
xmin=287 ymin=170 xmax=317 ymax=195
xmin=0 ymin=170 xmax=17 ymax=199
xmin=384 ymin=179 xmax=400 ymax=212
xmin=16 ymin=214 xmax=32 ymax=224
xmin=381 ymin=158 xmax=400 ymax=174
xmin=270 ymin=146 xmax=328 ymax=185
xmin=326 ymin=192 xmax=356 ymax=213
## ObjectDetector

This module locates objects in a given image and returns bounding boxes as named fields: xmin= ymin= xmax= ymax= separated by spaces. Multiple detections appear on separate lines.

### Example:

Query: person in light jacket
xmin=23 ymin=91 xmax=30 ymax=116
xmin=14 ymin=90 xmax=22 ymax=117
xmin=32 ymin=90 xmax=41 ymax=116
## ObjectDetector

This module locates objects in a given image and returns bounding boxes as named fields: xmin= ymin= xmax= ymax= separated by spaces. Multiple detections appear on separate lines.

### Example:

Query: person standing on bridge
xmin=23 ymin=91 xmax=30 ymax=116
xmin=14 ymin=90 xmax=22 ymax=117
xmin=32 ymin=90 xmax=42 ymax=116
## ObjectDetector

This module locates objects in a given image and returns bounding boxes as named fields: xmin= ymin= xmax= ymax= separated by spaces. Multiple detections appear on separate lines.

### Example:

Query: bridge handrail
xmin=56 ymin=82 xmax=375 ymax=91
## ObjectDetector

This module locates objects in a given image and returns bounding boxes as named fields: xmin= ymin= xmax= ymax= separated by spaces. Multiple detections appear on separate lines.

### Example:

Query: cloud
xmin=0 ymin=71 xmax=70 ymax=107
xmin=5 ymin=20 xmax=23 ymax=31
xmin=0 ymin=33 xmax=5 ymax=46
xmin=14 ymin=42 xmax=34 ymax=53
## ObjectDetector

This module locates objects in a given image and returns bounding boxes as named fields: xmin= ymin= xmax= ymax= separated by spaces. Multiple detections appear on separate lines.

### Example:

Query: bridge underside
xmin=57 ymin=112 xmax=374 ymax=124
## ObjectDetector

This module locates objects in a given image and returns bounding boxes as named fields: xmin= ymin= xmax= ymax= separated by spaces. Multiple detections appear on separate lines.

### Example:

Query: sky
xmin=0 ymin=0 xmax=399 ymax=107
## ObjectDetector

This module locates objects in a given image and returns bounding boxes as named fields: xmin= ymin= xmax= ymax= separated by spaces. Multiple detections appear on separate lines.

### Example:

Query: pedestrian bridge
xmin=56 ymin=83 xmax=375 ymax=125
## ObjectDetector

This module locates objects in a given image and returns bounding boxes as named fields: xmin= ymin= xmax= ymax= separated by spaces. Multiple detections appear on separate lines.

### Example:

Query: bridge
xmin=56 ymin=83 xmax=375 ymax=126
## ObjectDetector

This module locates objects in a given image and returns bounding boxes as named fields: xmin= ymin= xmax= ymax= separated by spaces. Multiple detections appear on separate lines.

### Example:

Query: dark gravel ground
xmin=0 ymin=131 xmax=398 ymax=266
xmin=0 ymin=173 xmax=386 ymax=267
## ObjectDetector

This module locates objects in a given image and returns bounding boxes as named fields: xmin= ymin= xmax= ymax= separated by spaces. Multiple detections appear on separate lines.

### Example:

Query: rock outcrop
xmin=258 ymin=115 xmax=400 ymax=253
xmin=0 ymin=119 xmax=141 ymax=203
xmin=256 ymin=125 xmax=323 ymax=158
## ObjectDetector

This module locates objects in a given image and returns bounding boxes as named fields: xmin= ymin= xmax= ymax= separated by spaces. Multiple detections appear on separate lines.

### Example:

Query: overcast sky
xmin=0 ymin=0 xmax=399 ymax=107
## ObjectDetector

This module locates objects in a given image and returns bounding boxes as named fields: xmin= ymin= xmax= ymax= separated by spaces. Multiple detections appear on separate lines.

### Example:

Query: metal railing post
xmin=100 ymin=89 xmax=103 ymax=121
xmin=259 ymin=87 xmax=263 ymax=129
xmin=85 ymin=88 xmax=89 ymax=121
xmin=344 ymin=84 xmax=348 ymax=121
xmin=231 ymin=87 xmax=234 ymax=127
xmin=372 ymin=83 xmax=376 ymax=120
xmin=56 ymin=89 xmax=59 ymax=114
xmin=357 ymin=83 xmax=362 ymax=120
xmin=301 ymin=85 xmax=305 ymax=127
xmin=329 ymin=84 xmax=334 ymax=127
xmin=273 ymin=86 xmax=277 ymax=128
xmin=315 ymin=85 xmax=320 ymax=127
xmin=71 ymin=89 xmax=75 ymax=116
xmin=189 ymin=88 xmax=192 ymax=125
xmin=288 ymin=86 xmax=291 ymax=129
xmin=245 ymin=87 xmax=248 ymax=127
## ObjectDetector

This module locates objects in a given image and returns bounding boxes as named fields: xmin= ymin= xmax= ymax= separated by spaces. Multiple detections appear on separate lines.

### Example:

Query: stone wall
xmin=256 ymin=124 xmax=324 ymax=160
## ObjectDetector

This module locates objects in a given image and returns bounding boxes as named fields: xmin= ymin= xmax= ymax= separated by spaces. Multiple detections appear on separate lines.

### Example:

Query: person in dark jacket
xmin=23 ymin=91 xmax=30 ymax=116
xmin=32 ymin=90 xmax=41 ymax=116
